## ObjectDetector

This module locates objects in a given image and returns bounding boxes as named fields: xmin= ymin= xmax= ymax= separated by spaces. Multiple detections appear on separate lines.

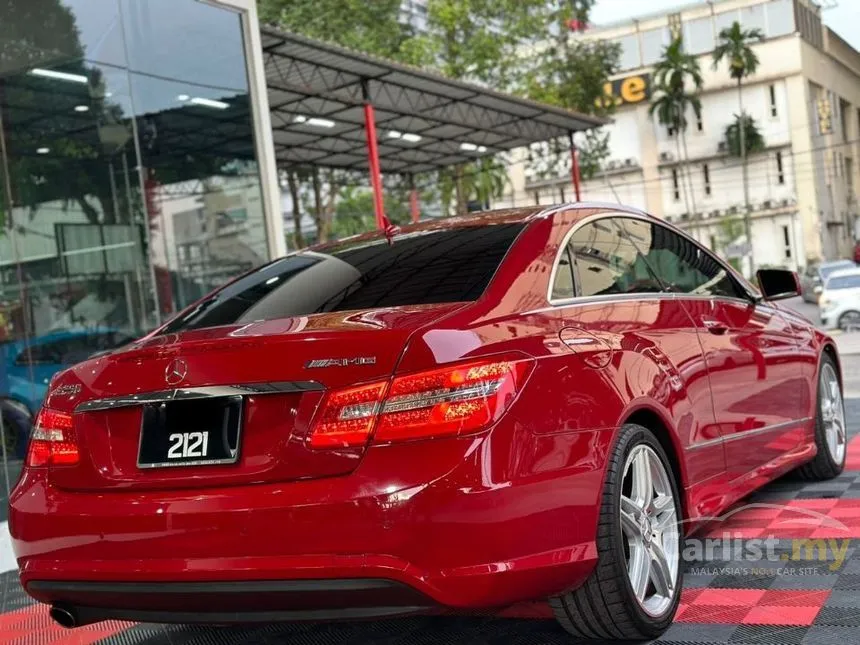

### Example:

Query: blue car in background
xmin=0 ymin=329 xmax=134 ymax=459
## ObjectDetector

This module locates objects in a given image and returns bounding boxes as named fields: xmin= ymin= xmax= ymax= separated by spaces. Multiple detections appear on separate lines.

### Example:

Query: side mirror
xmin=756 ymin=268 xmax=801 ymax=301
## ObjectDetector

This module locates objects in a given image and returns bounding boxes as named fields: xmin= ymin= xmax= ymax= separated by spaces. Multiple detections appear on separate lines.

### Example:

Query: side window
xmin=551 ymin=246 xmax=575 ymax=300
xmin=617 ymin=217 xmax=743 ymax=298
xmin=565 ymin=219 xmax=663 ymax=297
xmin=15 ymin=341 xmax=64 ymax=366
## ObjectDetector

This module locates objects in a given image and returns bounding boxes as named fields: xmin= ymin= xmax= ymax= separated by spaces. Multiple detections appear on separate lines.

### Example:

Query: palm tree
xmin=650 ymin=36 xmax=703 ymax=223
xmin=713 ymin=21 xmax=764 ymax=272
xmin=725 ymin=114 xmax=765 ymax=157
xmin=466 ymin=156 xmax=510 ymax=209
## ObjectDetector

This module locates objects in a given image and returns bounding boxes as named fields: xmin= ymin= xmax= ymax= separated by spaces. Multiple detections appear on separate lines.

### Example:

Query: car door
xmin=554 ymin=216 xmax=725 ymax=489
xmin=628 ymin=222 xmax=804 ymax=480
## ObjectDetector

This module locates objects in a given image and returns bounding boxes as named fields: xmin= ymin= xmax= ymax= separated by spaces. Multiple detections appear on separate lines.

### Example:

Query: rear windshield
xmin=160 ymin=224 xmax=525 ymax=334
xmin=826 ymin=274 xmax=860 ymax=290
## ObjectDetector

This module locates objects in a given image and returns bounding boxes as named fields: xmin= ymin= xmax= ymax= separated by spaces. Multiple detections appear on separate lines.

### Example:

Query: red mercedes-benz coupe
xmin=10 ymin=204 xmax=846 ymax=641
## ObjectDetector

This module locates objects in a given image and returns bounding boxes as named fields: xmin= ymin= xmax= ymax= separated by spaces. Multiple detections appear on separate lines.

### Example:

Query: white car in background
xmin=819 ymin=267 xmax=860 ymax=331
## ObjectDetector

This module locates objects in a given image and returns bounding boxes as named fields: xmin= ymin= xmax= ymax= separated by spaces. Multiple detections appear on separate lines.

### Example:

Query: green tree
xmin=717 ymin=215 xmax=746 ymax=273
xmin=258 ymin=0 xmax=426 ymax=237
xmin=724 ymin=114 xmax=765 ymax=157
xmin=650 ymin=36 xmax=703 ymax=221
xmin=713 ymin=21 xmax=764 ymax=271
xmin=411 ymin=0 xmax=548 ymax=87
xmin=523 ymin=2 xmax=620 ymax=189
xmin=331 ymin=184 xmax=416 ymax=238
xmin=258 ymin=0 xmax=417 ymax=62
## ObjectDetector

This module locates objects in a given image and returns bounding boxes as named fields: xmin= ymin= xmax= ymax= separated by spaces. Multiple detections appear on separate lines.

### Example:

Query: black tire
xmin=0 ymin=402 xmax=31 ymax=460
xmin=797 ymin=354 xmax=846 ymax=481
xmin=838 ymin=311 xmax=860 ymax=332
xmin=550 ymin=423 xmax=683 ymax=641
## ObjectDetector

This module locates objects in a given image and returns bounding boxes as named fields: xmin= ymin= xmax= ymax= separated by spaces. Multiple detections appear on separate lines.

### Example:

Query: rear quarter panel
xmin=397 ymin=208 xmax=722 ymax=523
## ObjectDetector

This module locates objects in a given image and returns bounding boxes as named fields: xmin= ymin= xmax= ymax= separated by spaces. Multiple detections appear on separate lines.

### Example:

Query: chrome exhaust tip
xmin=49 ymin=605 xmax=77 ymax=628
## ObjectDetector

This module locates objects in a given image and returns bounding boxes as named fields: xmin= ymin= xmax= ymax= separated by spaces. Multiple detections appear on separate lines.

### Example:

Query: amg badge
xmin=51 ymin=384 xmax=82 ymax=397
xmin=305 ymin=357 xmax=377 ymax=369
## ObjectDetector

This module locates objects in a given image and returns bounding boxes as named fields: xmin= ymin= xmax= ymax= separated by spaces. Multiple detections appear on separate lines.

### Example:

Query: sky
xmin=589 ymin=0 xmax=860 ymax=51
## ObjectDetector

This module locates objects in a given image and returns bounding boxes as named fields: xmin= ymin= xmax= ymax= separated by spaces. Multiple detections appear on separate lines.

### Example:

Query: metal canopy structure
xmin=261 ymin=27 xmax=605 ymax=174
xmin=260 ymin=26 xmax=606 ymax=227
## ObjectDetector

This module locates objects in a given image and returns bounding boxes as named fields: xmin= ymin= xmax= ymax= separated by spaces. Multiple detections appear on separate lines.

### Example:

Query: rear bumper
xmin=10 ymin=431 xmax=607 ymax=613
xmin=29 ymin=579 xmax=435 ymax=624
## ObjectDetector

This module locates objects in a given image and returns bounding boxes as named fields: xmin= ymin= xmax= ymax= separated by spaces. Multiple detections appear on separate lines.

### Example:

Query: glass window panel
xmin=684 ymin=17 xmax=715 ymax=55
xmin=0 ymin=0 xmax=125 ymax=75
xmin=621 ymin=219 xmax=743 ymax=298
xmin=59 ymin=0 xmax=128 ymax=67
xmin=714 ymin=9 xmax=740 ymax=39
xmin=120 ymin=0 xmax=249 ymax=91
xmin=0 ymin=0 xmax=268 ymax=482
xmin=161 ymin=225 xmax=525 ymax=334
xmin=126 ymin=0 xmax=269 ymax=316
xmin=566 ymin=219 xmax=663 ymax=297
xmin=617 ymin=34 xmax=641 ymax=70
xmin=552 ymin=247 xmax=576 ymax=299
xmin=767 ymin=0 xmax=795 ymax=37
xmin=641 ymin=28 xmax=670 ymax=66
xmin=740 ymin=4 xmax=766 ymax=33
xmin=0 ymin=55 xmax=155 ymax=439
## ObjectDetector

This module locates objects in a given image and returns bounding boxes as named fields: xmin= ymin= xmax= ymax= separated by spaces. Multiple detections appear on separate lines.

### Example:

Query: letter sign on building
xmin=596 ymin=73 xmax=652 ymax=109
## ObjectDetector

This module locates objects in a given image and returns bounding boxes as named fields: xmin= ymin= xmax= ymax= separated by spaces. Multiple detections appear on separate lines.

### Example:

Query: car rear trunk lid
xmin=47 ymin=304 xmax=463 ymax=492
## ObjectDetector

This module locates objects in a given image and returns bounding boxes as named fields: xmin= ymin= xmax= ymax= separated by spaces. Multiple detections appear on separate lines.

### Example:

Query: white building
xmin=502 ymin=0 xmax=860 ymax=272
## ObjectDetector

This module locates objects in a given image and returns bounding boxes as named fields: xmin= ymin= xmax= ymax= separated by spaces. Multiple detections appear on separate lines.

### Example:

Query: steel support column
xmin=568 ymin=131 xmax=581 ymax=202
xmin=362 ymin=81 xmax=387 ymax=230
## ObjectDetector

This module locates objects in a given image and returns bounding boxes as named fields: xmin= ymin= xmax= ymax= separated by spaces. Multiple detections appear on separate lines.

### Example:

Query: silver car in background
xmin=800 ymin=260 xmax=856 ymax=303
xmin=819 ymin=267 xmax=860 ymax=331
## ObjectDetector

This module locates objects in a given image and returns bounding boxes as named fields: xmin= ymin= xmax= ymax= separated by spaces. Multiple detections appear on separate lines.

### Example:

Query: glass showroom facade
xmin=0 ymin=0 xmax=276 ymax=473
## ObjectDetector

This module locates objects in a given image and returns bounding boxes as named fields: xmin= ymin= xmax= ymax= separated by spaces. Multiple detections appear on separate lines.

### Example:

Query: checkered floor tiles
xmin=0 ymin=401 xmax=859 ymax=644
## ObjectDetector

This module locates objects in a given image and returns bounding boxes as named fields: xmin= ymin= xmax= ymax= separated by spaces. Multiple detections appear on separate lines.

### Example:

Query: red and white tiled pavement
xmin=1 ymin=401 xmax=859 ymax=644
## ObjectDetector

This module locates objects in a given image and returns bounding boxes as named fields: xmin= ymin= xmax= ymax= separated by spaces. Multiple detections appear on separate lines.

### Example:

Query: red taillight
xmin=26 ymin=408 xmax=79 ymax=467
xmin=308 ymin=357 xmax=532 ymax=449
xmin=308 ymin=381 xmax=387 ymax=448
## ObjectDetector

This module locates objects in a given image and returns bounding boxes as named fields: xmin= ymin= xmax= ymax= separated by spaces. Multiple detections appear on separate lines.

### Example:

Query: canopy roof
xmin=261 ymin=27 xmax=606 ymax=175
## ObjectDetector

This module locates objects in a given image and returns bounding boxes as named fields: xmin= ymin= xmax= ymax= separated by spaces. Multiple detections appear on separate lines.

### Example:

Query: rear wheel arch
xmin=623 ymin=407 xmax=686 ymax=519
xmin=822 ymin=343 xmax=842 ymax=386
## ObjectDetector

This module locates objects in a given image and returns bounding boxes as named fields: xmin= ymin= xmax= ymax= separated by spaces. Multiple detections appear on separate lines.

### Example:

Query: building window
xmin=696 ymin=112 xmax=704 ymax=132
xmin=776 ymin=152 xmax=785 ymax=184
xmin=709 ymin=235 xmax=717 ymax=251
xmin=533 ymin=191 xmax=540 ymax=205
xmin=671 ymin=169 xmax=680 ymax=201
xmin=703 ymin=164 xmax=711 ymax=196
xmin=769 ymin=84 xmax=778 ymax=117
xmin=782 ymin=225 xmax=792 ymax=260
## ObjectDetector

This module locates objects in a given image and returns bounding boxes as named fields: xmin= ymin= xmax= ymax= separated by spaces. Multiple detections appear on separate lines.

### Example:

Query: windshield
xmin=826 ymin=273 xmax=860 ymax=291
xmin=160 ymin=224 xmax=525 ymax=334
xmin=820 ymin=261 xmax=856 ymax=279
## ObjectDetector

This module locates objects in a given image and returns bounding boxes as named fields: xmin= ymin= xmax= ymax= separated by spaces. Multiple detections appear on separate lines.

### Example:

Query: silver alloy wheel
xmin=820 ymin=363 xmax=846 ymax=465
xmin=620 ymin=445 xmax=680 ymax=617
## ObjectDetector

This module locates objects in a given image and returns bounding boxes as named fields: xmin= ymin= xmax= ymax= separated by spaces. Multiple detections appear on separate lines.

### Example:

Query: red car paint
xmin=9 ymin=203 xmax=838 ymax=621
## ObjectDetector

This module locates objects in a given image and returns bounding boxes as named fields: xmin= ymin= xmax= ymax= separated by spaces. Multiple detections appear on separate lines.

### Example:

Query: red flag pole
xmin=409 ymin=174 xmax=420 ymax=223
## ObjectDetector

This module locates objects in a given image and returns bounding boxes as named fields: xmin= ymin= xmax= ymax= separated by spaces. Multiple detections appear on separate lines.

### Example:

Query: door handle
xmin=701 ymin=317 xmax=728 ymax=335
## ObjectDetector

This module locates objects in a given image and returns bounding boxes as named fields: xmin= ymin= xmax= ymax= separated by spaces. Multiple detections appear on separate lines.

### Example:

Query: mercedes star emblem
xmin=164 ymin=358 xmax=188 ymax=386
